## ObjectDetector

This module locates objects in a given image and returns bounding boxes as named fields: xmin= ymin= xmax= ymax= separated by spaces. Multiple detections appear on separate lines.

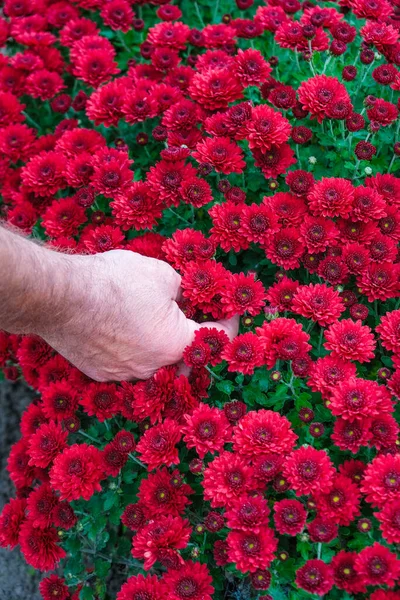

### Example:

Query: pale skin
xmin=0 ymin=226 xmax=238 ymax=381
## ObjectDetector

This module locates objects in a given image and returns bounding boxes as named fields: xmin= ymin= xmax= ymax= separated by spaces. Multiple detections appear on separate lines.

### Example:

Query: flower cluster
xmin=1 ymin=0 xmax=400 ymax=599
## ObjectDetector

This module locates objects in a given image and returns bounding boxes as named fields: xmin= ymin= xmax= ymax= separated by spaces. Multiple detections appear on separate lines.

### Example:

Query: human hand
xmin=42 ymin=249 xmax=238 ymax=381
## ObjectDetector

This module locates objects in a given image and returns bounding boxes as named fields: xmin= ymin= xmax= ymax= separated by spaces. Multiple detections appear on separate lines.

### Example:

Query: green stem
xmin=204 ymin=365 xmax=223 ymax=381
xmin=128 ymin=453 xmax=146 ymax=468
xmin=23 ymin=112 xmax=41 ymax=131
xmin=167 ymin=207 xmax=192 ymax=226
xmin=79 ymin=430 xmax=99 ymax=444
xmin=194 ymin=2 xmax=206 ymax=28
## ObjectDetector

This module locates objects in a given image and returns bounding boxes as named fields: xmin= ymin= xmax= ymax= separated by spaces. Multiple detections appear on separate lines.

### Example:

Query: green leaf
xmin=94 ymin=559 xmax=111 ymax=578
xmin=103 ymin=491 xmax=117 ymax=511
xmin=80 ymin=587 xmax=94 ymax=600
xmin=216 ymin=380 xmax=235 ymax=395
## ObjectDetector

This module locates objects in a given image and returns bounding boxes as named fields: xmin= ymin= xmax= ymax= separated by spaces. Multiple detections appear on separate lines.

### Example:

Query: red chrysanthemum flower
xmin=331 ymin=417 xmax=371 ymax=454
xmin=338 ymin=459 xmax=367 ymax=486
xmin=314 ymin=474 xmax=360 ymax=525
xmin=330 ymin=377 xmax=393 ymax=421
xmin=354 ymin=543 xmax=400 ymax=588
xmin=136 ymin=419 xmax=182 ymax=471
xmin=19 ymin=520 xmax=66 ymax=571
xmin=225 ymin=494 xmax=270 ymax=533
xmin=227 ymin=526 xmax=277 ymax=574
xmin=252 ymin=143 xmax=296 ymax=179
xmin=131 ymin=366 xmax=176 ymax=425
xmin=324 ymin=319 xmax=376 ymax=363
xmin=80 ymin=382 xmax=119 ymax=422
xmin=233 ymin=48 xmax=271 ymax=86
xmin=0 ymin=123 xmax=36 ymax=162
xmin=292 ymin=283 xmax=345 ymax=327
xmin=188 ymin=68 xmax=243 ymax=110
xmin=0 ymin=498 xmax=26 ymax=549
xmin=121 ymin=503 xmax=146 ymax=532
xmin=308 ymin=518 xmax=338 ymax=543
xmin=132 ymin=514 xmax=191 ymax=570
xmin=90 ymin=147 xmax=133 ymax=197
xmin=299 ymin=215 xmax=339 ymax=254
xmin=295 ymin=559 xmax=334 ymax=596
xmin=376 ymin=309 xmax=400 ymax=353
xmin=39 ymin=575 xmax=70 ymax=600
xmin=49 ymin=443 xmax=104 ymax=501
xmin=147 ymin=159 xmax=197 ymax=207
xmin=26 ymin=483 xmax=59 ymax=529
xmin=181 ymin=259 xmax=227 ymax=305
xmin=72 ymin=46 xmax=119 ymax=88
xmin=192 ymin=137 xmax=245 ymax=175
xmin=25 ymin=69 xmax=66 ymax=101
xmin=182 ymin=403 xmax=231 ymax=459
xmin=233 ymin=409 xmax=297 ymax=458
xmin=209 ymin=200 xmax=249 ymax=254
xmin=52 ymin=500 xmax=77 ymax=531
xmin=41 ymin=380 xmax=78 ymax=422
xmin=245 ymin=104 xmax=291 ymax=154
xmin=308 ymin=177 xmax=355 ymax=218
xmin=361 ymin=454 xmax=400 ymax=508
xmin=265 ymin=277 xmax=299 ymax=312
xmin=298 ymin=74 xmax=352 ymax=122
xmin=257 ymin=317 xmax=311 ymax=369
xmin=202 ymin=451 xmax=256 ymax=508
xmin=138 ymin=468 xmax=194 ymax=519
xmin=283 ymin=446 xmax=335 ymax=496
xmin=214 ymin=540 xmax=229 ymax=567
xmin=7 ymin=438 xmax=36 ymax=489
xmin=264 ymin=227 xmax=304 ymax=270
xmin=102 ymin=442 xmax=128 ymax=478
xmin=369 ymin=414 xmax=399 ymax=451
xmin=222 ymin=332 xmax=264 ymax=375
xmin=28 ymin=421 xmax=67 ymax=468
xmin=221 ymin=273 xmax=266 ymax=318
xmin=42 ymin=196 xmax=87 ymax=238
xmin=375 ymin=499 xmax=400 ymax=544
xmin=148 ymin=21 xmax=190 ymax=49
xmin=357 ymin=262 xmax=400 ymax=302
xmin=331 ymin=551 xmax=367 ymax=594
xmin=117 ymin=574 xmax=166 ymax=600
xmin=273 ymin=499 xmax=307 ymax=536
xmin=21 ymin=151 xmax=66 ymax=196
xmin=85 ymin=79 xmax=126 ymax=127
xmin=162 ymin=560 xmax=214 ymax=600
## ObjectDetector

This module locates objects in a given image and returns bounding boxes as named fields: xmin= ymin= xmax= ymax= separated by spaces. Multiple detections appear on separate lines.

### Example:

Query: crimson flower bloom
xmin=233 ymin=409 xmax=297 ymax=458
xmin=50 ymin=443 xmax=104 ymax=501
xmin=0 ymin=498 xmax=26 ymax=549
xmin=295 ymin=559 xmax=334 ymax=596
xmin=162 ymin=560 xmax=214 ymax=600
xmin=202 ymin=451 xmax=256 ymax=508
xmin=132 ymin=514 xmax=191 ymax=570
xmin=331 ymin=551 xmax=367 ymax=594
xmin=361 ymin=453 xmax=400 ymax=508
xmin=222 ymin=332 xmax=264 ymax=375
xmin=117 ymin=574 xmax=166 ymax=600
xmin=136 ymin=419 xmax=182 ymax=471
xmin=354 ymin=543 xmax=400 ymax=588
xmin=182 ymin=403 xmax=231 ymax=459
xmin=225 ymin=494 xmax=270 ymax=533
xmin=283 ymin=446 xmax=335 ymax=496
xmin=227 ymin=526 xmax=277 ymax=574
xmin=324 ymin=319 xmax=376 ymax=363
xmin=273 ymin=499 xmax=307 ymax=536
xmin=19 ymin=520 xmax=66 ymax=571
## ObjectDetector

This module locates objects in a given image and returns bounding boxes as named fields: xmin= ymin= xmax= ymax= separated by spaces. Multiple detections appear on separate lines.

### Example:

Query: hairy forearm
xmin=0 ymin=225 xmax=82 ymax=336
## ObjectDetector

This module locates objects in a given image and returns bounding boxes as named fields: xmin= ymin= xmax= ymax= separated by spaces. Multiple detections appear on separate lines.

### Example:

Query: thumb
xmin=184 ymin=314 xmax=240 ymax=346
